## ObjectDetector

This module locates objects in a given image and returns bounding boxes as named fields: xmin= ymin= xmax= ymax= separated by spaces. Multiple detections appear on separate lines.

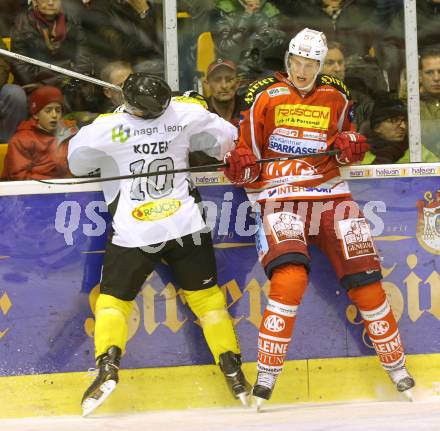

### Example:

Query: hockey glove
xmin=334 ymin=131 xmax=370 ymax=164
xmin=223 ymin=147 xmax=259 ymax=184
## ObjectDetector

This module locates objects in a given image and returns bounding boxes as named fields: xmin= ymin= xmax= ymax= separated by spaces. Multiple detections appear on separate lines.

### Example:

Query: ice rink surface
xmin=1 ymin=399 xmax=440 ymax=431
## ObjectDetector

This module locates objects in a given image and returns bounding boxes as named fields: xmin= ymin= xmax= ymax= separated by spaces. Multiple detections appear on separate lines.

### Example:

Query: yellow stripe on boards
xmin=0 ymin=354 xmax=439 ymax=418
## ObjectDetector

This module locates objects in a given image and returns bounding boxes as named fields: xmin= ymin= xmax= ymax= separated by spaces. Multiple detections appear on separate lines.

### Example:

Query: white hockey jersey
xmin=68 ymin=97 xmax=237 ymax=247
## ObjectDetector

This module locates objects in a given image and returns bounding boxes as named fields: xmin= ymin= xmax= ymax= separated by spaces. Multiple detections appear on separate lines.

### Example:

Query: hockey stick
xmin=37 ymin=150 xmax=340 ymax=185
xmin=0 ymin=48 xmax=121 ymax=91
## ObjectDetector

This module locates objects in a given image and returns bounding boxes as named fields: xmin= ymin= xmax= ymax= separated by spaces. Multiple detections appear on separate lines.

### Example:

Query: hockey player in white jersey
xmin=68 ymin=73 xmax=251 ymax=416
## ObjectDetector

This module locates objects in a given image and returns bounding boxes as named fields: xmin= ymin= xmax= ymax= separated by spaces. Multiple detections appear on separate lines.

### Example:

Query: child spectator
xmin=2 ymin=86 xmax=77 ymax=180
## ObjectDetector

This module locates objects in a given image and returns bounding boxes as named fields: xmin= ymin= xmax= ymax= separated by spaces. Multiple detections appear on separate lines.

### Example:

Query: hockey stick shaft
xmin=38 ymin=150 xmax=340 ymax=185
xmin=0 ymin=48 xmax=121 ymax=91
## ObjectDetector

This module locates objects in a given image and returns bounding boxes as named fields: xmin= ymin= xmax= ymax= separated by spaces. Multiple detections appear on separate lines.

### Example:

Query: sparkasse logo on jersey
xmin=275 ymin=104 xmax=330 ymax=130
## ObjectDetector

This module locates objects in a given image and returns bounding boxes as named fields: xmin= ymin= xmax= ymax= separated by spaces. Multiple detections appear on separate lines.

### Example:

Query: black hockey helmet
xmin=122 ymin=73 xmax=172 ymax=119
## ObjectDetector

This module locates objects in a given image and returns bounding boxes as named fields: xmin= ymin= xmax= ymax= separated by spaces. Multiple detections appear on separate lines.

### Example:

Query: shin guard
xmin=348 ymin=282 xmax=406 ymax=371
xmin=257 ymin=264 xmax=308 ymax=375
xmin=94 ymin=293 xmax=133 ymax=359
xmin=183 ymin=286 xmax=240 ymax=363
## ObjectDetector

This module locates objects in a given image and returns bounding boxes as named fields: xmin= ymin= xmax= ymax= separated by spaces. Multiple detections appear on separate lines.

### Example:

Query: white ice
xmin=1 ymin=399 xmax=439 ymax=431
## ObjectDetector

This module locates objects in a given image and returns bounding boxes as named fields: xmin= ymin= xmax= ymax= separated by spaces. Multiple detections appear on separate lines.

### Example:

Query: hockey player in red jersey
xmin=222 ymin=27 xmax=415 ymax=408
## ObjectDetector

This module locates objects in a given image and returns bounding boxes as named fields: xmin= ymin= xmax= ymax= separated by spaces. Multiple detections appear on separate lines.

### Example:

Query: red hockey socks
xmin=348 ymin=281 xmax=406 ymax=371
xmin=257 ymin=264 xmax=308 ymax=374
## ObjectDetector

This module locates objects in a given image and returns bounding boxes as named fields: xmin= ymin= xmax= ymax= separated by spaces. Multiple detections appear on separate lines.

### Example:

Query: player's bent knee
xmin=265 ymin=252 xmax=310 ymax=279
xmin=96 ymin=293 xmax=133 ymax=319
xmin=348 ymin=281 xmax=386 ymax=310
xmin=270 ymin=263 xmax=308 ymax=306
xmin=341 ymin=269 xmax=383 ymax=291
xmin=182 ymin=285 xmax=226 ymax=318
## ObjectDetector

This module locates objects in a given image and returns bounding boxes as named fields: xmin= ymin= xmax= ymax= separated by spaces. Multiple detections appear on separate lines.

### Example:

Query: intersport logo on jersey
xmin=263 ymin=315 xmax=285 ymax=332
xmin=275 ymin=104 xmax=330 ymax=130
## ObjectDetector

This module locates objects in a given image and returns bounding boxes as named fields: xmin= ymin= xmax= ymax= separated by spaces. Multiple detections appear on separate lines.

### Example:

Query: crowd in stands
xmin=0 ymin=0 xmax=439 ymax=181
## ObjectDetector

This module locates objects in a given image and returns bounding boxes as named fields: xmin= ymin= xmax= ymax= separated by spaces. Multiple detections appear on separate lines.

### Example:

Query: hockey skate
xmin=252 ymin=371 xmax=277 ymax=411
xmin=81 ymin=346 xmax=121 ymax=417
xmin=219 ymin=351 xmax=251 ymax=406
xmin=388 ymin=366 xmax=415 ymax=401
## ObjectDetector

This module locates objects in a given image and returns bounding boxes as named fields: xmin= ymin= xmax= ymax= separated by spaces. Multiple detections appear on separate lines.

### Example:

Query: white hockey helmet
xmin=285 ymin=28 xmax=328 ymax=91
xmin=287 ymin=28 xmax=328 ymax=66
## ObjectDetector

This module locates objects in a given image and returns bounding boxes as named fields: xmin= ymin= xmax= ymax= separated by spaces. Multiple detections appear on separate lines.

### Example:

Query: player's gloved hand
xmin=334 ymin=131 xmax=370 ymax=164
xmin=223 ymin=147 xmax=259 ymax=184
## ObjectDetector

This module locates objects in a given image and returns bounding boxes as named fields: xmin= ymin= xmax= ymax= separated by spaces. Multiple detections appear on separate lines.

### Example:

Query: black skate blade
xmin=82 ymin=379 xmax=117 ymax=417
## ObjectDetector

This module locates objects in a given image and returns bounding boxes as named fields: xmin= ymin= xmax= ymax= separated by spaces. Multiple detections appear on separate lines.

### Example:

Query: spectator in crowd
xmin=284 ymin=1 xmax=378 ymax=59
xmin=0 ymin=0 xmax=27 ymax=37
xmin=419 ymin=45 xmax=440 ymax=161
xmin=2 ymin=85 xmax=77 ymax=180
xmin=284 ymin=1 xmax=389 ymax=93
xmin=361 ymin=98 xmax=409 ymax=164
xmin=373 ymin=0 xmax=403 ymax=28
xmin=211 ymin=0 xmax=287 ymax=80
xmin=382 ymin=0 xmax=440 ymax=95
xmin=79 ymin=0 xmax=163 ymax=76
xmin=10 ymin=0 xmax=95 ymax=112
xmin=99 ymin=60 xmax=134 ymax=113
xmin=205 ymin=59 xmax=241 ymax=126
xmin=416 ymin=0 xmax=440 ymax=49
xmin=322 ymin=41 xmax=374 ymax=130
xmin=0 ymin=38 xmax=27 ymax=142
xmin=190 ymin=58 xmax=241 ymax=167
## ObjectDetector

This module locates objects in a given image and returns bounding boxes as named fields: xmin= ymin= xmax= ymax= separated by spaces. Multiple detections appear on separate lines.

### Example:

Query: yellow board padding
xmin=0 ymin=354 xmax=439 ymax=418
xmin=0 ymin=143 xmax=8 ymax=177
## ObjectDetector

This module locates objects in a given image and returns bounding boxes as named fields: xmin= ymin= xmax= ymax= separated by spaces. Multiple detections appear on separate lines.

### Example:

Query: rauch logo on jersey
xmin=132 ymin=199 xmax=181 ymax=221
xmin=275 ymin=104 xmax=330 ymax=130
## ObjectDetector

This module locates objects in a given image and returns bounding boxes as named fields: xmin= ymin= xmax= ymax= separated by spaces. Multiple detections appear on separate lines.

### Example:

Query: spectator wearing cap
xmin=205 ymin=59 xmax=241 ymax=126
xmin=361 ymin=98 xmax=409 ymax=164
xmin=189 ymin=58 xmax=241 ymax=168
xmin=2 ymin=86 xmax=78 ymax=180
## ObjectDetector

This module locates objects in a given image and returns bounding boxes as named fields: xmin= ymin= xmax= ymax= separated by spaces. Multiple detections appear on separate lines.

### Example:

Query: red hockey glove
xmin=334 ymin=131 xmax=370 ymax=164
xmin=223 ymin=147 xmax=259 ymax=184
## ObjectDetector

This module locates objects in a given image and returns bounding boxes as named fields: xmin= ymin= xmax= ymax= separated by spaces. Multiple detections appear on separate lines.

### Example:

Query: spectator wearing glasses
xmin=362 ymin=98 xmax=409 ymax=164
